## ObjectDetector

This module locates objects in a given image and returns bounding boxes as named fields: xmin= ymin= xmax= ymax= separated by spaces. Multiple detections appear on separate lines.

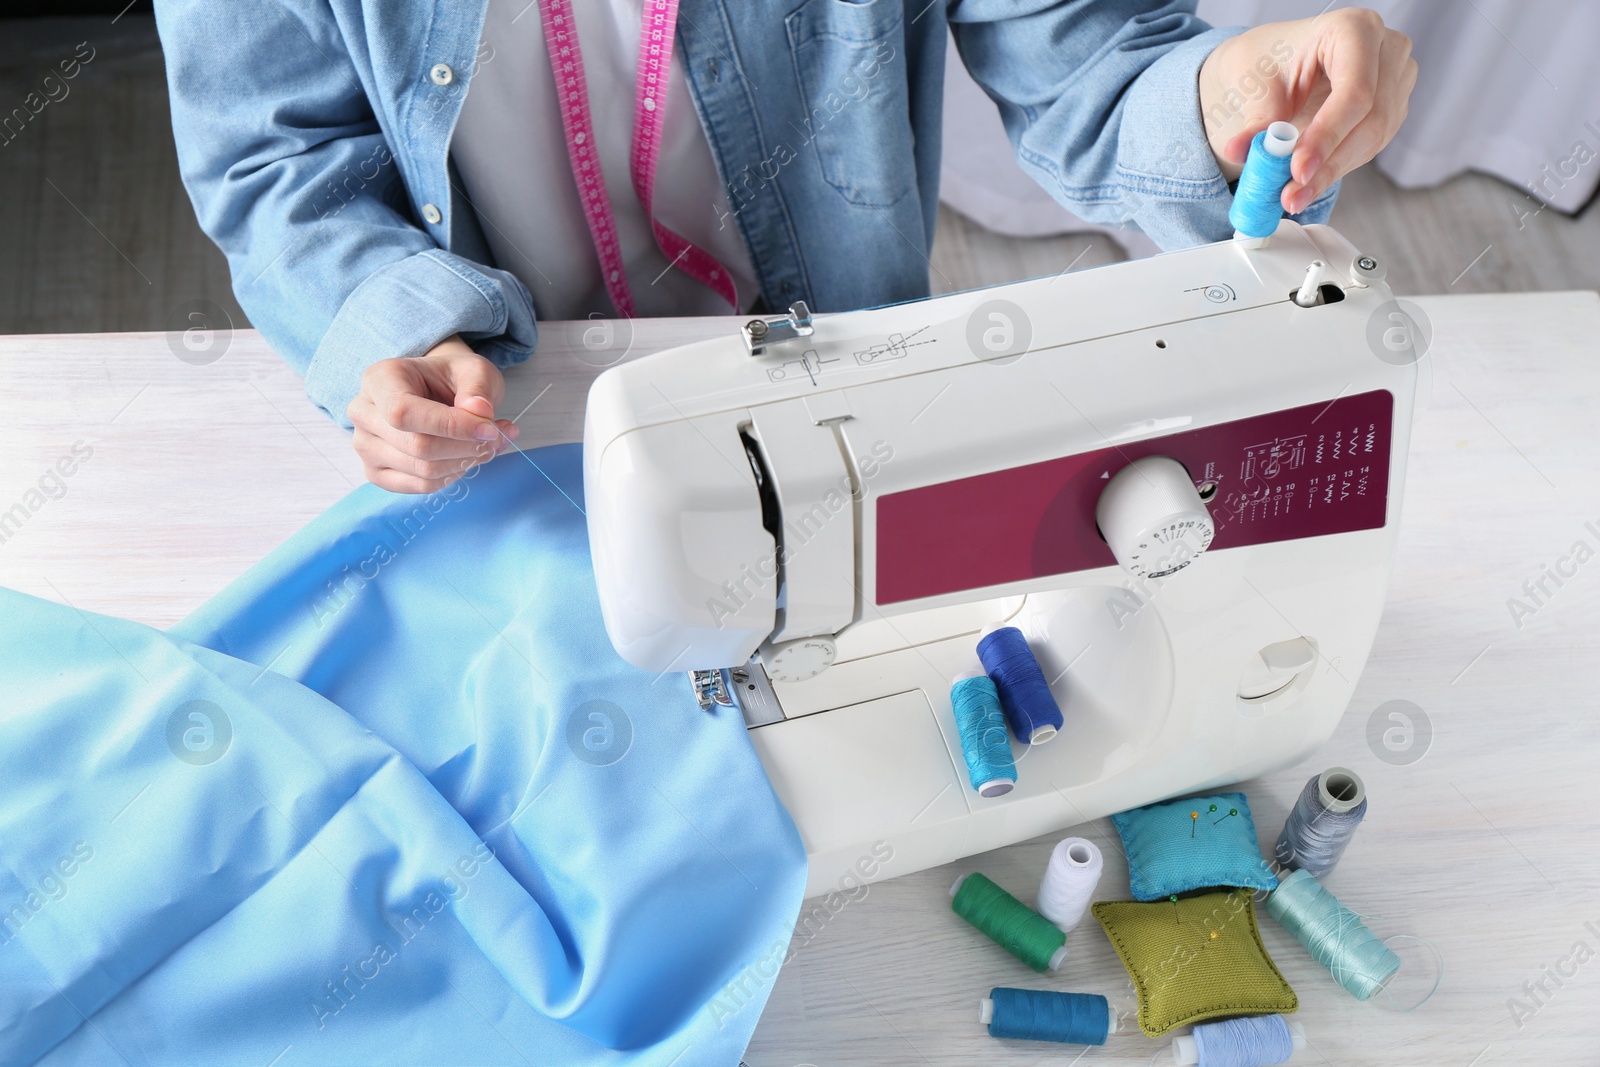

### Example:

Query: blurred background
xmin=3 ymin=0 xmax=1597 ymax=337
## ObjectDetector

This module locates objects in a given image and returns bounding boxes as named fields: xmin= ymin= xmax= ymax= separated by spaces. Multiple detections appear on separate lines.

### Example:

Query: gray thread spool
xmin=1274 ymin=767 xmax=1367 ymax=880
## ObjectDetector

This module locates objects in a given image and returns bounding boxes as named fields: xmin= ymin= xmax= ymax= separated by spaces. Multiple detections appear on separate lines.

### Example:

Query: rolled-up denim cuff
xmin=1113 ymin=27 xmax=1239 ymax=249
xmin=305 ymin=248 xmax=537 ymax=427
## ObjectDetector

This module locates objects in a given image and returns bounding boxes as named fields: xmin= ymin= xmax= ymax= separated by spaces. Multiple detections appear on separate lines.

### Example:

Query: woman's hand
xmin=1198 ymin=8 xmax=1417 ymax=215
xmin=346 ymin=335 xmax=519 ymax=493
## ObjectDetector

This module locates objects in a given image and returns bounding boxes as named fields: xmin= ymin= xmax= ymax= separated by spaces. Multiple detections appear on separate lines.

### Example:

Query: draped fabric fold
xmin=0 ymin=444 xmax=806 ymax=1066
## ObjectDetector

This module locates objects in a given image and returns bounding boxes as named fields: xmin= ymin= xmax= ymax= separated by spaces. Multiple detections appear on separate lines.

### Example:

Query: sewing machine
xmin=583 ymin=222 xmax=1418 ymax=899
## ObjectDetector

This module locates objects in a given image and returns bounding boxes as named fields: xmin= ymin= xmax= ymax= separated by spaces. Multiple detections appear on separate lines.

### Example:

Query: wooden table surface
xmin=3 ymin=292 xmax=1598 ymax=1065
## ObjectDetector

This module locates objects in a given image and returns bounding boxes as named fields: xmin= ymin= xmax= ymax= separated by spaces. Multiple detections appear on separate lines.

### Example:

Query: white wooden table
xmin=3 ymin=292 xmax=1597 ymax=1065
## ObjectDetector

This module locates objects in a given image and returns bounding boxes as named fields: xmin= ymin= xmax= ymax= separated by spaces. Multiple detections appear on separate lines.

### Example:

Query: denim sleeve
xmin=948 ymin=0 xmax=1337 ymax=250
xmin=153 ymin=1 xmax=537 ymax=428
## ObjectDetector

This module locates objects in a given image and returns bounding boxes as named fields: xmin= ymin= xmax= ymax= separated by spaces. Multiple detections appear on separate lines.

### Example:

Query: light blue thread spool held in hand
xmin=1229 ymin=121 xmax=1299 ymax=242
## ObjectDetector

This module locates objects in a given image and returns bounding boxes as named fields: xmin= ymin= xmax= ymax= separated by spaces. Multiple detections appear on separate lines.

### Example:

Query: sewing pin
xmin=1212 ymin=807 xmax=1239 ymax=826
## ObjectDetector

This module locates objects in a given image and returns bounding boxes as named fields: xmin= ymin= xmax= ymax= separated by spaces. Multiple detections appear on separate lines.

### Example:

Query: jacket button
xmin=422 ymin=203 xmax=442 ymax=224
xmin=430 ymin=63 xmax=454 ymax=86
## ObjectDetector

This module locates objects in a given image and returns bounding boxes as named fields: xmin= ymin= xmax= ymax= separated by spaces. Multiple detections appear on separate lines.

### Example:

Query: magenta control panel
xmin=874 ymin=390 xmax=1394 ymax=605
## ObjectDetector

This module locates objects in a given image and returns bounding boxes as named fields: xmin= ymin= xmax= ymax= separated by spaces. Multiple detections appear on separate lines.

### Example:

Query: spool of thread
xmin=1036 ymin=837 xmax=1102 ymax=932
xmin=976 ymin=626 xmax=1063 ymax=745
xmin=1229 ymin=121 xmax=1299 ymax=241
xmin=1173 ymin=1015 xmax=1307 ymax=1066
xmin=979 ymin=988 xmax=1114 ymax=1044
xmin=950 ymin=872 xmax=1069 ymax=972
xmin=1274 ymin=767 xmax=1367 ymax=880
xmin=950 ymin=672 xmax=1017 ymax=798
xmin=1266 ymin=869 xmax=1400 ymax=1000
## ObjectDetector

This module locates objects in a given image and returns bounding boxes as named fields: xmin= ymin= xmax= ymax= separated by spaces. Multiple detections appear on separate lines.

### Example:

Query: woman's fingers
xmin=350 ymin=393 xmax=505 ymax=462
xmin=1288 ymin=30 xmax=1416 ymax=212
xmin=365 ymin=466 xmax=456 ymax=495
xmin=1199 ymin=10 xmax=1416 ymax=201
xmin=440 ymin=351 xmax=506 ymax=416
xmin=352 ymin=426 xmax=495 ymax=486
xmin=1294 ymin=9 xmax=1388 ymax=188
xmin=362 ymin=358 xmax=499 ymax=443
xmin=346 ymin=346 xmax=521 ymax=493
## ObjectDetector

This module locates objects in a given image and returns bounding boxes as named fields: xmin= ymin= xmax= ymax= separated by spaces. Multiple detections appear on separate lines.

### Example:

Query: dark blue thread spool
xmin=976 ymin=626 xmax=1063 ymax=745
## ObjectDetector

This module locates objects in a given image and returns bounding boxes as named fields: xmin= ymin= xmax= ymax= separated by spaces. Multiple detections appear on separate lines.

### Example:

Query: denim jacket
xmin=154 ymin=0 xmax=1336 ymax=426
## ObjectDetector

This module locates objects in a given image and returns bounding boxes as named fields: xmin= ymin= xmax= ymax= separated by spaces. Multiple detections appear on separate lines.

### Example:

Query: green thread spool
xmin=950 ymin=873 xmax=1069 ymax=972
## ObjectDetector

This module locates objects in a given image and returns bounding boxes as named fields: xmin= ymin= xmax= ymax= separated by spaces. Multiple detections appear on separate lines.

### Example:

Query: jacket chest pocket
xmin=786 ymin=0 xmax=915 ymax=209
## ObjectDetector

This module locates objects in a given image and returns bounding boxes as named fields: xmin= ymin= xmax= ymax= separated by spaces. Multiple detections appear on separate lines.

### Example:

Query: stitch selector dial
xmin=760 ymin=636 xmax=837 ymax=683
xmin=1096 ymin=456 xmax=1214 ymax=579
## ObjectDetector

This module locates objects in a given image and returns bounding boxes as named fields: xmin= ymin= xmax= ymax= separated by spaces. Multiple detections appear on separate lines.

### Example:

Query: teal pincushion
xmin=1111 ymin=791 xmax=1278 ymax=902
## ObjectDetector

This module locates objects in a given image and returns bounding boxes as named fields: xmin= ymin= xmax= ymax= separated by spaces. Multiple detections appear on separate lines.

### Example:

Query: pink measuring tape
xmin=539 ymin=0 xmax=737 ymax=317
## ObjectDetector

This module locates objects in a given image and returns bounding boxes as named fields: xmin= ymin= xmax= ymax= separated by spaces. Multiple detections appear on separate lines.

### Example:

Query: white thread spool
xmin=1036 ymin=837 xmax=1103 ymax=932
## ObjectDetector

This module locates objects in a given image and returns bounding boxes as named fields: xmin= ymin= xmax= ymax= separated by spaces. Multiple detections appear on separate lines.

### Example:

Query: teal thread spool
xmin=1229 ymin=121 xmax=1299 ymax=242
xmin=950 ymin=872 xmax=1068 ymax=972
xmin=979 ymin=988 xmax=1114 ymax=1044
xmin=950 ymin=672 xmax=1017 ymax=797
xmin=1266 ymin=868 xmax=1400 ymax=1000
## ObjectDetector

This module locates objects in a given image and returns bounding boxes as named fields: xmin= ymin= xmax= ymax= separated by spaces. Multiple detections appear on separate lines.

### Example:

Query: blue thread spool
xmin=1173 ymin=1015 xmax=1307 ymax=1066
xmin=1229 ymin=121 xmax=1299 ymax=242
xmin=976 ymin=626 xmax=1063 ymax=745
xmin=1274 ymin=767 xmax=1367 ymax=880
xmin=1267 ymin=869 xmax=1401 ymax=1000
xmin=979 ymin=988 xmax=1114 ymax=1044
xmin=950 ymin=672 xmax=1017 ymax=797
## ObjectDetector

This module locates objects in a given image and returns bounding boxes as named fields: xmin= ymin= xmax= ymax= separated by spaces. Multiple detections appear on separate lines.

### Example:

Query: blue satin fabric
xmin=0 ymin=444 xmax=806 ymax=1065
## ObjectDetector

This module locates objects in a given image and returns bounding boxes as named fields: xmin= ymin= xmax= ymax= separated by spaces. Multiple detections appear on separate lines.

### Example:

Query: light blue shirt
xmin=154 ymin=0 xmax=1337 ymax=427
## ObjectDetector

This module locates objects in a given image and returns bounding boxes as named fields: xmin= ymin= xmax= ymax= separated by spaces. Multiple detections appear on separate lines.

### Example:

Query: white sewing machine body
xmin=583 ymin=223 xmax=1418 ymax=899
